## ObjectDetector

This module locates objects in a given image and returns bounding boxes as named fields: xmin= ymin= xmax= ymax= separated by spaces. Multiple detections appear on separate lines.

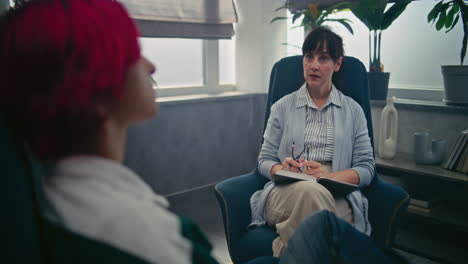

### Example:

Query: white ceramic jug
xmin=378 ymin=97 xmax=398 ymax=159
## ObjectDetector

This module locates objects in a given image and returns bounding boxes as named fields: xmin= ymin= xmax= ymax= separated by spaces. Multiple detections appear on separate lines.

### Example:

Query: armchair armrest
xmin=214 ymin=170 xmax=274 ymax=264
xmin=364 ymin=176 xmax=410 ymax=249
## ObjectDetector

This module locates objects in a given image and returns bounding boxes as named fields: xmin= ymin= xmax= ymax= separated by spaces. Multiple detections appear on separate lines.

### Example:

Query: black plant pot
xmin=368 ymin=72 xmax=390 ymax=100
xmin=442 ymin=65 xmax=468 ymax=105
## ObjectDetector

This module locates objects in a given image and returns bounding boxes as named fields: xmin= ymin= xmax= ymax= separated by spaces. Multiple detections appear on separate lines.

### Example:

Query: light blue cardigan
xmin=250 ymin=85 xmax=375 ymax=235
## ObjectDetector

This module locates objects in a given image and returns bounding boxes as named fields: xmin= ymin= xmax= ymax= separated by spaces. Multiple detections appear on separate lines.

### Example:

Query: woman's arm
xmin=258 ymin=102 xmax=284 ymax=179
xmin=329 ymin=169 xmax=359 ymax=185
xmin=348 ymin=105 xmax=375 ymax=187
xmin=259 ymin=98 xmax=305 ymax=179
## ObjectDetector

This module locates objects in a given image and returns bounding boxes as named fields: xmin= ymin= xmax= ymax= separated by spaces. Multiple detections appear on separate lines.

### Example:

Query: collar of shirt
xmin=296 ymin=83 xmax=342 ymax=110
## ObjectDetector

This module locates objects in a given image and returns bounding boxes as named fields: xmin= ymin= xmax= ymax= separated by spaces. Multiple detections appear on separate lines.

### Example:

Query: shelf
xmin=378 ymin=153 xmax=468 ymax=263
xmin=376 ymin=152 xmax=468 ymax=185
xmin=371 ymin=97 xmax=468 ymax=114
xmin=406 ymin=204 xmax=468 ymax=231
xmin=394 ymin=228 xmax=468 ymax=264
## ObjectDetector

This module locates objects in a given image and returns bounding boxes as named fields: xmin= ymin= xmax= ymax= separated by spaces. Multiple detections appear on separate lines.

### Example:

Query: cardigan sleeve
xmin=257 ymin=101 xmax=284 ymax=180
xmin=350 ymin=105 xmax=375 ymax=187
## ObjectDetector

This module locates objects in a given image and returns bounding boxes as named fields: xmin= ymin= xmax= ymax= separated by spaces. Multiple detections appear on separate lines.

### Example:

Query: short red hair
xmin=0 ymin=0 xmax=141 ymax=160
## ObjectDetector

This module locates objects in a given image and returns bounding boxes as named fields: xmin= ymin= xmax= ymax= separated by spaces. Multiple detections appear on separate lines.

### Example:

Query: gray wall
xmin=371 ymin=103 xmax=468 ymax=157
xmin=124 ymin=94 xmax=267 ymax=195
xmin=124 ymin=93 xmax=467 ymax=195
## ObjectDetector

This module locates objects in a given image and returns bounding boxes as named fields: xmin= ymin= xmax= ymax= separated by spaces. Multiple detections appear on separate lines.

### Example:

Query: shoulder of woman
xmin=338 ymin=93 xmax=362 ymax=111
xmin=270 ymin=90 xmax=299 ymax=111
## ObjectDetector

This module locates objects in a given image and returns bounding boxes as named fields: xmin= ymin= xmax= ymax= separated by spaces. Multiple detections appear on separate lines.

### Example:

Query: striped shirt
xmin=296 ymin=84 xmax=342 ymax=163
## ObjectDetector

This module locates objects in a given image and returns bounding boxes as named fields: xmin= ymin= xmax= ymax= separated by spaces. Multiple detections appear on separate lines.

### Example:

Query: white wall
xmin=284 ymin=1 xmax=461 ymax=91
xmin=324 ymin=1 xmax=462 ymax=91
xmin=235 ymin=0 xmax=288 ymax=93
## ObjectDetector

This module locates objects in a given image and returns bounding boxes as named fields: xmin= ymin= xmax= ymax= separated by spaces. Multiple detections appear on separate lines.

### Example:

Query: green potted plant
xmin=349 ymin=0 xmax=412 ymax=100
xmin=272 ymin=1 xmax=354 ymax=36
xmin=428 ymin=0 xmax=468 ymax=105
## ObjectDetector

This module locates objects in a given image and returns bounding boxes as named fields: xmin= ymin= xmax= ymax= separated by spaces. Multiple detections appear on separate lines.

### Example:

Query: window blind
xmin=120 ymin=0 xmax=238 ymax=39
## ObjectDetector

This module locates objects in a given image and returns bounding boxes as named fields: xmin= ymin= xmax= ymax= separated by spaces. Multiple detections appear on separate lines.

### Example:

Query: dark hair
xmin=302 ymin=26 xmax=344 ymax=62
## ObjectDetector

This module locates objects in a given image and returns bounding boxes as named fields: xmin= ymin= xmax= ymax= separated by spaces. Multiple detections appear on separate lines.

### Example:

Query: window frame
xmin=153 ymin=39 xmax=236 ymax=98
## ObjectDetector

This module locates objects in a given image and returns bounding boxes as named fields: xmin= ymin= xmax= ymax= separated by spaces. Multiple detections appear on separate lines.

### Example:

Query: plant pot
xmin=368 ymin=72 xmax=390 ymax=100
xmin=442 ymin=65 xmax=468 ymax=105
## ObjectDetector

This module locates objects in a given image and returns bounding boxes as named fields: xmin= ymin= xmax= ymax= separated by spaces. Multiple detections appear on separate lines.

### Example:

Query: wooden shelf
xmin=382 ymin=172 xmax=468 ymax=231
xmin=394 ymin=228 xmax=468 ymax=264
xmin=376 ymin=152 xmax=468 ymax=185
xmin=378 ymin=153 xmax=468 ymax=263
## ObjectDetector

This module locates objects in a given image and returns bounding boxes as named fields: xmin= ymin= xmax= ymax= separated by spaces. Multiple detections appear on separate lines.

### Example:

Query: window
xmin=219 ymin=39 xmax=236 ymax=85
xmin=141 ymin=38 xmax=236 ymax=97
xmin=140 ymin=38 xmax=203 ymax=88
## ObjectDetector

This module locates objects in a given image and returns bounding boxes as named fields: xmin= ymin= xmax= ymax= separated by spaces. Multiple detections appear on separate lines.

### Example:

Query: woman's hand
xmin=300 ymin=160 xmax=329 ymax=180
xmin=282 ymin=157 xmax=305 ymax=173
xmin=270 ymin=157 xmax=304 ymax=176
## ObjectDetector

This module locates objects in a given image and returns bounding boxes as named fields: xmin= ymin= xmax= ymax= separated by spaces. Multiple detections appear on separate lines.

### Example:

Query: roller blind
xmin=120 ymin=0 xmax=238 ymax=39
xmin=285 ymin=0 xmax=360 ymax=11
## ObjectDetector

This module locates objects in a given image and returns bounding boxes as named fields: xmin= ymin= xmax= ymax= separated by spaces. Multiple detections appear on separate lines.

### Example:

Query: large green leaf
xmin=446 ymin=14 xmax=460 ymax=32
xmin=325 ymin=18 xmax=354 ymax=34
xmin=445 ymin=4 xmax=460 ymax=28
xmin=292 ymin=11 xmax=303 ymax=24
xmin=428 ymin=1 xmax=446 ymax=23
xmin=270 ymin=17 xmax=289 ymax=24
xmin=459 ymin=0 xmax=468 ymax=64
xmin=436 ymin=8 xmax=447 ymax=30
xmin=351 ymin=6 xmax=374 ymax=29
xmin=350 ymin=0 xmax=387 ymax=30
xmin=349 ymin=1 xmax=369 ymax=26
xmin=274 ymin=6 xmax=286 ymax=12
xmin=382 ymin=0 xmax=412 ymax=30
xmin=372 ymin=6 xmax=386 ymax=29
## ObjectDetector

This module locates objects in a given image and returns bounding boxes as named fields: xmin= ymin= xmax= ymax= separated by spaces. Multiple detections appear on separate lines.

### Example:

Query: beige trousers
xmin=265 ymin=166 xmax=354 ymax=257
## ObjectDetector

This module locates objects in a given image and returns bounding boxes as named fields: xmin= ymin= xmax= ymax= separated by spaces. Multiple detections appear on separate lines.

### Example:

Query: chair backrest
xmin=264 ymin=55 xmax=374 ymax=149
xmin=1 ymin=118 xmax=43 ymax=263
xmin=264 ymin=56 xmax=404 ymax=245
xmin=0 ymin=118 xmax=150 ymax=264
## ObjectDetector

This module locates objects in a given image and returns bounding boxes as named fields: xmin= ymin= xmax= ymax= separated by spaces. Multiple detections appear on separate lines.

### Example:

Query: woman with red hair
xmin=0 ymin=0 xmax=212 ymax=263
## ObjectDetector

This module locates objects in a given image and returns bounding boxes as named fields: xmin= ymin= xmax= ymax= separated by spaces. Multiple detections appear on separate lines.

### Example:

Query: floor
xmin=167 ymin=185 xmax=464 ymax=264
xmin=167 ymin=185 xmax=231 ymax=263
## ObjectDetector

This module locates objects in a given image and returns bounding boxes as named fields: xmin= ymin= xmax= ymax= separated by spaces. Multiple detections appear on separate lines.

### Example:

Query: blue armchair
xmin=214 ymin=56 xmax=410 ymax=264
xmin=0 ymin=117 xmax=151 ymax=264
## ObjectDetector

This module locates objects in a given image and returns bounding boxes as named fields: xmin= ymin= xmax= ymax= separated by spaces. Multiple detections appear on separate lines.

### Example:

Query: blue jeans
xmin=279 ymin=210 xmax=393 ymax=264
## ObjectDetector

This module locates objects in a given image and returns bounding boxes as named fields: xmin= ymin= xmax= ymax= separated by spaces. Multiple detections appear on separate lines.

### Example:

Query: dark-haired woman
xmin=250 ymin=26 xmax=375 ymax=257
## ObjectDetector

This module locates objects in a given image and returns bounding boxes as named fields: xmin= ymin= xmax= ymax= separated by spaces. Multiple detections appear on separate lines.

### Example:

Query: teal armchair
xmin=214 ymin=56 xmax=410 ymax=264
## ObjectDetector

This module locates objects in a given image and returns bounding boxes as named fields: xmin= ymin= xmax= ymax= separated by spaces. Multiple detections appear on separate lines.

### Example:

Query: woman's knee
xmin=292 ymin=181 xmax=334 ymax=204
xmin=292 ymin=181 xmax=331 ymax=195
